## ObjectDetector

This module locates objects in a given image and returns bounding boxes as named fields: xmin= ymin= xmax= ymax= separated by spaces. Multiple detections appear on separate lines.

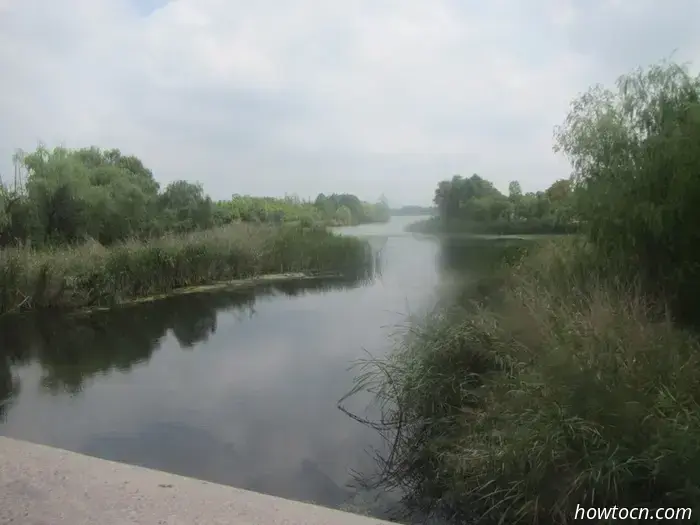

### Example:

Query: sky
xmin=0 ymin=0 xmax=697 ymax=206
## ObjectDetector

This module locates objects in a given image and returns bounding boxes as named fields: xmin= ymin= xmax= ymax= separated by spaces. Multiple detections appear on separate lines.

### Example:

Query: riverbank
xmin=344 ymin=236 xmax=700 ymax=523
xmin=0 ymin=223 xmax=371 ymax=315
xmin=405 ymin=216 xmax=577 ymax=236
xmin=344 ymin=61 xmax=700 ymax=523
xmin=0 ymin=216 xmax=439 ymax=521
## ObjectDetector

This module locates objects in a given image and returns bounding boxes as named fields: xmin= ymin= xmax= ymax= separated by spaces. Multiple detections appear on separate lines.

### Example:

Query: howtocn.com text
xmin=575 ymin=504 xmax=692 ymax=521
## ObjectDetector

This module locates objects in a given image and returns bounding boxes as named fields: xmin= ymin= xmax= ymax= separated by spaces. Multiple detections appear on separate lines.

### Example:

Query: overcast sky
xmin=0 ymin=1 xmax=696 ymax=206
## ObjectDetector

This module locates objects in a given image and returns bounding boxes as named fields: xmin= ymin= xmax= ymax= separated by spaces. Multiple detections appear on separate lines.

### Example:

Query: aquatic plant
xmin=0 ymin=223 xmax=371 ymax=314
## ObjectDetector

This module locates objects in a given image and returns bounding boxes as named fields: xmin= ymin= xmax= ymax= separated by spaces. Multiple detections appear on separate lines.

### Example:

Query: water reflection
xmin=435 ymin=235 xmax=534 ymax=307
xmin=437 ymin=235 xmax=530 ymax=275
xmin=0 ymin=277 xmax=375 ymax=397
xmin=0 ymin=355 xmax=20 ymax=422
xmin=0 ymin=220 xmax=460 ymax=518
xmin=0 ymin=239 xmax=408 ymax=514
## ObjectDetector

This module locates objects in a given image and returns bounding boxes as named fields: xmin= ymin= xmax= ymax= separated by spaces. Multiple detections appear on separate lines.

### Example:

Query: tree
xmin=0 ymin=145 xmax=194 ymax=246
xmin=0 ymin=144 xmax=391 ymax=247
xmin=0 ymin=186 xmax=9 ymax=230
xmin=334 ymin=205 xmax=353 ymax=225
xmin=545 ymin=179 xmax=571 ymax=202
xmin=554 ymin=60 xmax=700 ymax=320
xmin=508 ymin=181 xmax=522 ymax=200
xmin=158 ymin=180 xmax=213 ymax=233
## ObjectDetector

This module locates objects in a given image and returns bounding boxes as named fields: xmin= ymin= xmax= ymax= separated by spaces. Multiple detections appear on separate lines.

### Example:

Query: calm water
xmin=0 ymin=216 xmax=449 ymax=516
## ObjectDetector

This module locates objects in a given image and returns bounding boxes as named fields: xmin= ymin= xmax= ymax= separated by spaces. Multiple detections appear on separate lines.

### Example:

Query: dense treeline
xmin=0 ymin=145 xmax=389 ymax=248
xmin=0 ymin=145 xmax=386 ymax=314
xmin=312 ymin=193 xmax=390 ymax=225
xmin=390 ymin=205 xmax=435 ymax=216
xmin=408 ymin=174 xmax=577 ymax=234
xmin=214 ymin=193 xmax=390 ymax=229
xmin=346 ymin=61 xmax=700 ymax=524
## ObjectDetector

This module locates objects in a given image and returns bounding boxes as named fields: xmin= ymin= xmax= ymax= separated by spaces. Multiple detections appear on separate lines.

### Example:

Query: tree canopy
xmin=554 ymin=60 xmax=700 ymax=320
xmin=430 ymin=173 xmax=577 ymax=234
xmin=0 ymin=145 xmax=390 ymax=248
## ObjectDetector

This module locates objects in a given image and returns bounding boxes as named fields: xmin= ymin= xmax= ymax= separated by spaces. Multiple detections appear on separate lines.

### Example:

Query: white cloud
xmin=0 ymin=0 xmax=696 ymax=204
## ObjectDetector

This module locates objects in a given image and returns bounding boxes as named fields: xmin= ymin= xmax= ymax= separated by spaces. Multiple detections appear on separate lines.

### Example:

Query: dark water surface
xmin=0 ymin=216 xmax=450 ymax=516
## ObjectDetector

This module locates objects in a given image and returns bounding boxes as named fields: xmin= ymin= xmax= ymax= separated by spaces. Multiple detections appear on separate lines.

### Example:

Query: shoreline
xmin=66 ymin=271 xmax=350 ymax=315
xmin=0 ymin=223 xmax=374 ymax=316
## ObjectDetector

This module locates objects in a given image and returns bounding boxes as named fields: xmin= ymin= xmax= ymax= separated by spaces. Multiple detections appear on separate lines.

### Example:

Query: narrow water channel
xmin=0 ymin=216 xmax=445 ymax=517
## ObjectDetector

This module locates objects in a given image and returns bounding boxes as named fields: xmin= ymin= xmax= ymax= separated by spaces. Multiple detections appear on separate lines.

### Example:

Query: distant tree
xmin=158 ymin=180 xmax=213 ymax=233
xmin=334 ymin=205 xmax=353 ymax=225
xmin=0 ymin=186 xmax=8 ymax=230
xmin=508 ymin=180 xmax=522 ymax=200
xmin=0 ymin=144 xmax=391 ymax=247
xmin=545 ymin=179 xmax=571 ymax=202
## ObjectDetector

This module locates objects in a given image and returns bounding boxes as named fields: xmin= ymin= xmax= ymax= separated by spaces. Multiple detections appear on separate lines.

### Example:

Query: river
xmin=0 ymin=215 xmax=452 ymax=519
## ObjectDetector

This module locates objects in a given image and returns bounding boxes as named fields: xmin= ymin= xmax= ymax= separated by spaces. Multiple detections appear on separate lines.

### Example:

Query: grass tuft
xmin=343 ymin=238 xmax=700 ymax=523
xmin=0 ymin=223 xmax=371 ymax=314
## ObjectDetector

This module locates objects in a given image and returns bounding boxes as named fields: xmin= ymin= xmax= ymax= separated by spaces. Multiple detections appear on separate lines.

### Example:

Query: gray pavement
xmin=0 ymin=436 xmax=394 ymax=525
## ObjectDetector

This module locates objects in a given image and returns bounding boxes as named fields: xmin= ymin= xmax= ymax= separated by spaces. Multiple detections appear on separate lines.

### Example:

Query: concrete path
xmin=0 ymin=437 xmax=395 ymax=525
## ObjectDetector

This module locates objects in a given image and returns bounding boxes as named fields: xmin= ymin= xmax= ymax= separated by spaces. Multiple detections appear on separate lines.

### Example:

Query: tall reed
xmin=343 ymin=238 xmax=700 ymax=523
xmin=0 ymin=223 xmax=370 ymax=314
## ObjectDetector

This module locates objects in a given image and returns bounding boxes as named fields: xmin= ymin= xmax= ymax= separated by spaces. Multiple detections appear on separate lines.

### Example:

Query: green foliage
xmin=334 ymin=205 xmax=353 ymax=225
xmin=345 ymin=60 xmax=700 ymax=524
xmin=212 ymin=193 xmax=389 ymax=227
xmin=214 ymin=194 xmax=319 ymax=225
xmin=0 ymin=223 xmax=371 ymax=314
xmin=0 ymin=146 xmax=389 ymax=248
xmin=554 ymin=60 xmax=700 ymax=322
xmin=348 ymin=239 xmax=700 ymax=523
xmin=429 ymin=173 xmax=577 ymax=235
xmin=0 ymin=146 xmax=161 ymax=246
xmin=0 ymin=145 xmax=389 ymax=313
xmin=155 ymin=180 xmax=214 ymax=234
xmin=0 ymin=187 xmax=9 ymax=230
xmin=508 ymin=180 xmax=522 ymax=199
xmin=363 ymin=201 xmax=391 ymax=224
xmin=314 ymin=193 xmax=390 ymax=225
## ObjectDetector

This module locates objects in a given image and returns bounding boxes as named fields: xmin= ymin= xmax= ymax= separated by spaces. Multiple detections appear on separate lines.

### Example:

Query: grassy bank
xmin=0 ymin=222 xmax=371 ymax=315
xmin=344 ymin=61 xmax=700 ymax=523
xmin=345 ymin=238 xmax=700 ymax=523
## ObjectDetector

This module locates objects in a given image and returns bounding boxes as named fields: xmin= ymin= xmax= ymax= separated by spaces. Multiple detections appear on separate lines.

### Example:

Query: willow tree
xmin=554 ymin=60 xmax=700 ymax=320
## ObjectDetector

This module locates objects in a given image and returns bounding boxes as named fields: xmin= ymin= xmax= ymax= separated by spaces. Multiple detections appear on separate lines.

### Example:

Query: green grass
xmin=0 ymin=223 xmax=371 ymax=314
xmin=343 ymin=237 xmax=700 ymax=523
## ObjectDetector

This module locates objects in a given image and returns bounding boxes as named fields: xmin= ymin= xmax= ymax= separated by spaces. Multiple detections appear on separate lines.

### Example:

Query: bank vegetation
xmin=345 ymin=60 xmax=700 ymax=524
xmin=0 ymin=146 xmax=383 ymax=314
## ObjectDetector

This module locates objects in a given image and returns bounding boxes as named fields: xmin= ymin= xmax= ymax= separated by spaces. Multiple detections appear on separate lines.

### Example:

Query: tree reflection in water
xmin=0 ymin=271 xmax=379 ymax=405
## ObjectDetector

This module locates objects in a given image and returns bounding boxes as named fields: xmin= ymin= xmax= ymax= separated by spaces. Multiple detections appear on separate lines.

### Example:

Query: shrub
xmin=554 ymin=61 xmax=700 ymax=323
xmin=344 ymin=60 xmax=700 ymax=524
xmin=0 ymin=223 xmax=370 ymax=314
xmin=345 ymin=239 xmax=700 ymax=523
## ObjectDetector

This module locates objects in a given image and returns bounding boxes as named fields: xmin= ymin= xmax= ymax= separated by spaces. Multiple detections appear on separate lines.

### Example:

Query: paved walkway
xmin=0 ymin=436 xmax=394 ymax=525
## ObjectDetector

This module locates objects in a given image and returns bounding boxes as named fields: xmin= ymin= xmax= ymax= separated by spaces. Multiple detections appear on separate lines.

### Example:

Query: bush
xmin=343 ymin=60 xmax=700 ymax=524
xmin=0 ymin=223 xmax=370 ymax=314
xmin=554 ymin=61 xmax=700 ymax=323
xmin=345 ymin=239 xmax=700 ymax=523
